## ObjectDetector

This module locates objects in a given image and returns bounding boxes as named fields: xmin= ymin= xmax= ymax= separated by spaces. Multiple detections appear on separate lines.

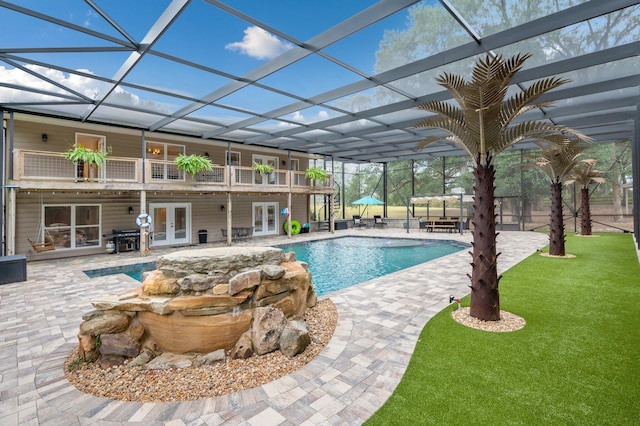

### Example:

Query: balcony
xmin=11 ymin=149 xmax=333 ymax=194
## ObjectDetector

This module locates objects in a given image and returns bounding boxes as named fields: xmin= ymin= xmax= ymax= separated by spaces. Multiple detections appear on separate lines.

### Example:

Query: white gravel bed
xmin=64 ymin=299 xmax=337 ymax=402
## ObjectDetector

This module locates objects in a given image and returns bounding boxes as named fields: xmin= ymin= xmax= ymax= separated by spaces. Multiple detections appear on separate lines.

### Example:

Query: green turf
xmin=365 ymin=233 xmax=640 ymax=426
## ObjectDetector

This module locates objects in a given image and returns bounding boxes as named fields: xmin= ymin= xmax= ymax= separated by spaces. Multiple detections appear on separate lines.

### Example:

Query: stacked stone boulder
xmin=78 ymin=247 xmax=317 ymax=369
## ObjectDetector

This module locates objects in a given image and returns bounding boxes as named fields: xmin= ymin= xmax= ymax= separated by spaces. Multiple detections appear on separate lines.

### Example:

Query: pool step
xmin=318 ymin=221 xmax=330 ymax=232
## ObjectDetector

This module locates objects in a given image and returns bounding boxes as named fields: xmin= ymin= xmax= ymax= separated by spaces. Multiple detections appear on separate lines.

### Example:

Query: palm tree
xmin=532 ymin=137 xmax=590 ymax=255
xmin=565 ymin=159 xmax=606 ymax=236
xmin=414 ymin=53 xmax=586 ymax=321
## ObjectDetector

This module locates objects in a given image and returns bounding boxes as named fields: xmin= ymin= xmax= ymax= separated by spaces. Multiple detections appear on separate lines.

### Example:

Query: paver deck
xmin=0 ymin=229 xmax=549 ymax=425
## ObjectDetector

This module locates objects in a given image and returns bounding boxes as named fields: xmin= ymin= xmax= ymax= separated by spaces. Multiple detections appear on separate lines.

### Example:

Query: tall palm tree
xmin=414 ymin=53 xmax=586 ymax=321
xmin=533 ymin=137 xmax=590 ymax=255
xmin=565 ymin=159 xmax=606 ymax=236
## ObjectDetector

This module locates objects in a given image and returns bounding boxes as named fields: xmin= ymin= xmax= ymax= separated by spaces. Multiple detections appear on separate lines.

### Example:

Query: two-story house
xmin=3 ymin=113 xmax=333 ymax=259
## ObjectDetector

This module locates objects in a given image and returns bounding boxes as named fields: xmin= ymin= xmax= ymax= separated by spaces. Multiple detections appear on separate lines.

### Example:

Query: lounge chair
xmin=373 ymin=215 xmax=388 ymax=228
xmin=352 ymin=215 xmax=367 ymax=229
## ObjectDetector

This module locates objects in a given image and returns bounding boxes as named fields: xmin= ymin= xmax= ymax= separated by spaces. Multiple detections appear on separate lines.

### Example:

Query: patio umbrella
xmin=352 ymin=195 xmax=384 ymax=218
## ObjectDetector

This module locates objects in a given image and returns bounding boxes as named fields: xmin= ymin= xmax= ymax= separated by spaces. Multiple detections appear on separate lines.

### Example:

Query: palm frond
xmin=413 ymin=53 xmax=582 ymax=161
xmin=533 ymin=136 xmax=590 ymax=181
xmin=416 ymin=134 xmax=474 ymax=158
xmin=564 ymin=159 xmax=606 ymax=187
xmin=415 ymin=100 xmax=463 ymax=121
xmin=435 ymin=73 xmax=467 ymax=106
xmin=415 ymin=115 xmax=476 ymax=151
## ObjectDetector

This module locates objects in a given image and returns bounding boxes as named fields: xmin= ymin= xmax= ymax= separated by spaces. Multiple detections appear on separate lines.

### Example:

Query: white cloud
xmin=0 ymin=64 xmax=105 ymax=102
xmin=225 ymin=26 xmax=294 ymax=60
xmin=0 ymin=64 xmax=171 ymax=114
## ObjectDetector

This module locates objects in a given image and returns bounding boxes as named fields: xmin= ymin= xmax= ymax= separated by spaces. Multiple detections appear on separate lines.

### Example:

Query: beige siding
xmin=12 ymin=119 xmax=308 ymax=170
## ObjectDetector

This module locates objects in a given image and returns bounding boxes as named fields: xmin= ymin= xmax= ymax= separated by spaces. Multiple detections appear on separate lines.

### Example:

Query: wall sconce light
xmin=128 ymin=206 xmax=134 ymax=215
xmin=282 ymin=159 xmax=286 ymax=165
xmin=220 ymin=205 xmax=225 ymax=212
xmin=41 ymin=133 xmax=48 ymax=142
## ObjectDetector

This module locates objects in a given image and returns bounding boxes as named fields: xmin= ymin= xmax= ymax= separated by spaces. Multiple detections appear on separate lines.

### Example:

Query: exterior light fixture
xmin=128 ymin=206 xmax=134 ymax=215
xmin=41 ymin=133 xmax=48 ymax=142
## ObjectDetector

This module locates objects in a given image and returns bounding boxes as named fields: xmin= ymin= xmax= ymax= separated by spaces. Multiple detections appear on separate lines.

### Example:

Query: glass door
xmin=149 ymin=203 xmax=190 ymax=246
xmin=253 ymin=202 xmax=279 ymax=236
xmin=252 ymin=154 xmax=278 ymax=185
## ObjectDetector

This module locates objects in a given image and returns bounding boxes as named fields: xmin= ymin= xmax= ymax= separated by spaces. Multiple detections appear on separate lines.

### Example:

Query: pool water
xmin=83 ymin=237 xmax=467 ymax=296
xmin=275 ymin=236 xmax=467 ymax=296
xmin=84 ymin=262 xmax=156 ymax=281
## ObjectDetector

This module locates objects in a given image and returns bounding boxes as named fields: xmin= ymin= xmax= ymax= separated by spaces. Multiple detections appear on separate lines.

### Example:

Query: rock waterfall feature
xmin=78 ymin=247 xmax=318 ymax=368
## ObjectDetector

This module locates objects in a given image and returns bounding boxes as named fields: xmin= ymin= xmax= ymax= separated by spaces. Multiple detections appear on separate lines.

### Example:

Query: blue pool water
xmin=83 ymin=237 xmax=467 ymax=296
xmin=84 ymin=262 xmax=156 ymax=281
xmin=275 ymin=237 xmax=467 ymax=296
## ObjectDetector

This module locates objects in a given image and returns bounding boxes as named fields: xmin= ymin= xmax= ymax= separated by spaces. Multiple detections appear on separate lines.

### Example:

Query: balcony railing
xmin=14 ymin=149 xmax=140 ymax=182
xmin=13 ymin=150 xmax=333 ymax=191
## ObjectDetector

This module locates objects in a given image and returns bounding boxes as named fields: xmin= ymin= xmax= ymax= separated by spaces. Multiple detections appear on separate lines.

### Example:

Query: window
xmin=225 ymin=150 xmax=241 ymax=166
xmin=147 ymin=141 xmax=184 ymax=180
xmin=43 ymin=204 xmax=101 ymax=249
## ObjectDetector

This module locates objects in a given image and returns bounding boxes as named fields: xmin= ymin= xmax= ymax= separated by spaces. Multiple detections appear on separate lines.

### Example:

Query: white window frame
xmin=42 ymin=204 xmax=102 ymax=250
xmin=146 ymin=141 xmax=185 ymax=180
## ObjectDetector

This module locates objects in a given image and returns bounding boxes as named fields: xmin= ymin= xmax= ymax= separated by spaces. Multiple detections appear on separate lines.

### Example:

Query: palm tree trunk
xmin=469 ymin=155 xmax=501 ymax=321
xmin=549 ymin=180 xmax=565 ymax=256
xmin=580 ymin=187 xmax=592 ymax=235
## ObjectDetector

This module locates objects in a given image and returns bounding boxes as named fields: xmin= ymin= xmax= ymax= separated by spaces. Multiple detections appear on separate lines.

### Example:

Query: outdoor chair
xmin=418 ymin=217 xmax=430 ymax=231
xmin=373 ymin=215 xmax=388 ymax=228
xmin=352 ymin=215 xmax=367 ymax=229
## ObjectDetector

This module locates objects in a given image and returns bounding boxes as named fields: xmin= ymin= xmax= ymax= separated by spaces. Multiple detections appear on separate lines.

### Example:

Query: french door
xmin=149 ymin=203 xmax=190 ymax=246
xmin=252 ymin=154 xmax=278 ymax=185
xmin=253 ymin=202 xmax=279 ymax=236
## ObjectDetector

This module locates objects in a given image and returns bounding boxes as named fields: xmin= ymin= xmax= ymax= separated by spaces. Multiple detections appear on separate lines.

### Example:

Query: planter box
xmin=0 ymin=255 xmax=27 ymax=285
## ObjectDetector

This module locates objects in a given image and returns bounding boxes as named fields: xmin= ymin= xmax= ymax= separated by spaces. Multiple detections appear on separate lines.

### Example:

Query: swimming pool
xmin=275 ymin=236 xmax=467 ymax=296
xmin=83 ymin=237 xmax=467 ymax=296
xmin=84 ymin=262 xmax=156 ymax=281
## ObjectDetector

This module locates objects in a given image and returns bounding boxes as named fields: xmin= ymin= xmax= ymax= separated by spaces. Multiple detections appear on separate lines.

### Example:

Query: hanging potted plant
xmin=253 ymin=161 xmax=274 ymax=175
xmin=64 ymin=145 xmax=110 ymax=180
xmin=174 ymin=153 xmax=213 ymax=179
xmin=305 ymin=166 xmax=328 ymax=185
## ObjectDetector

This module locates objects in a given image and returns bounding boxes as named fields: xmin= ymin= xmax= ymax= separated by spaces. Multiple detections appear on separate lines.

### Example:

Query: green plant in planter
xmin=253 ymin=161 xmax=274 ymax=174
xmin=174 ymin=153 xmax=213 ymax=176
xmin=305 ymin=166 xmax=328 ymax=183
xmin=64 ymin=145 xmax=110 ymax=167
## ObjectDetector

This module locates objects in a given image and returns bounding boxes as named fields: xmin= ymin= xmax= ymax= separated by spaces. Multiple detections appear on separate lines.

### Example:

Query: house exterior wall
xmin=6 ymin=114 xmax=331 ymax=260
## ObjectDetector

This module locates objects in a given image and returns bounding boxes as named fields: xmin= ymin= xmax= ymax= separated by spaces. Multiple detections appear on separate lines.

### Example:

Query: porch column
xmin=226 ymin=192 xmax=232 ymax=246
xmin=5 ymin=186 xmax=17 ymax=256
xmin=139 ymin=190 xmax=147 ymax=255
xmin=287 ymin=192 xmax=292 ymax=239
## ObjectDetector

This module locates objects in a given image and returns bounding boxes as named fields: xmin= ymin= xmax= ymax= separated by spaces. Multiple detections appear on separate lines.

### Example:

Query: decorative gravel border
xmin=452 ymin=307 xmax=525 ymax=332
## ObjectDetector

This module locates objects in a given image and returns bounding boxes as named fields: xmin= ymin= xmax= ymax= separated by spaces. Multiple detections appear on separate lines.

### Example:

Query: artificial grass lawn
xmin=365 ymin=233 xmax=640 ymax=425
